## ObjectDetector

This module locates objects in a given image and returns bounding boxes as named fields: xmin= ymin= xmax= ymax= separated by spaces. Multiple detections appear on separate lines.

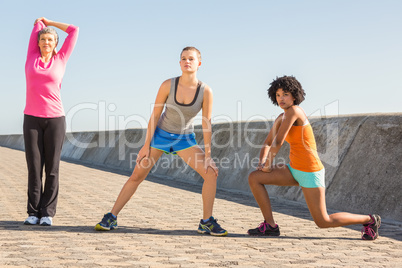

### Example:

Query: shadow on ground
xmin=54 ymin=158 xmax=402 ymax=242
xmin=0 ymin=221 xmax=365 ymax=241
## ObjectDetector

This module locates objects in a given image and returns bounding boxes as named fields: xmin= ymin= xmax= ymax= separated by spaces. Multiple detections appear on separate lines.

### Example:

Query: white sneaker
xmin=24 ymin=216 xmax=39 ymax=225
xmin=39 ymin=216 xmax=53 ymax=226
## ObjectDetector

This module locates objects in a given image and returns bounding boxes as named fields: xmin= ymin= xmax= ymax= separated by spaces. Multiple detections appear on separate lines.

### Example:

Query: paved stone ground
xmin=0 ymin=146 xmax=401 ymax=268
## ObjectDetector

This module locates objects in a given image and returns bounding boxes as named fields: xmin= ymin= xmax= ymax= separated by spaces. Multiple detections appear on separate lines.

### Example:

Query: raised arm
xmin=35 ymin=17 xmax=79 ymax=60
xmin=35 ymin=17 xmax=69 ymax=32
xmin=27 ymin=20 xmax=45 ymax=56
xmin=57 ymin=24 xmax=79 ymax=60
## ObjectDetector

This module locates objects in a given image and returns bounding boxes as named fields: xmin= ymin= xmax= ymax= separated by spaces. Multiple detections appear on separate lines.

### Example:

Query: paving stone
xmin=0 ymin=146 xmax=401 ymax=267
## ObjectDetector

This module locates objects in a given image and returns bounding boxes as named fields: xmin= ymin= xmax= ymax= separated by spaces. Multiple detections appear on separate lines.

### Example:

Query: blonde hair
xmin=181 ymin=47 xmax=201 ymax=61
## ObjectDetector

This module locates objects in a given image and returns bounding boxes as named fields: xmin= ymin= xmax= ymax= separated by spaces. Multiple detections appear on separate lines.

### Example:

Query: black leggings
xmin=23 ymin=115 xmax=66 ymax=217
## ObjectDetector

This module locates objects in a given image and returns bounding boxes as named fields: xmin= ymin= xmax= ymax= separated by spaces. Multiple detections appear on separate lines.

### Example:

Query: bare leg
xmin=302 ymin=187 xmax=372 ymax=228
xmin=110 ymin=148 xmax=163 ymax=216
xmin=248 ymin=164 xmax=299 ymax=226
xmin=176 ymin=146 xmax=217 ymax=219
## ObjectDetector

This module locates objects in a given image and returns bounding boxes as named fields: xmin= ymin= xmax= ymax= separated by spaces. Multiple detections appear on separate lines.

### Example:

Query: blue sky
xmin=0 ymin=0 xmax=401 ymax=134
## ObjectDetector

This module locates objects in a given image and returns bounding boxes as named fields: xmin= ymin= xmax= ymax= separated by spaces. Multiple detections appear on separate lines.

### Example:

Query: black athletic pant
xmin=23 ymin=115 xmax=66 ymax=218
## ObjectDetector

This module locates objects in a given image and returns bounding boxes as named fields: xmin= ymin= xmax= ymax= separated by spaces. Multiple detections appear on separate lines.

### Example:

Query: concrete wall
xmin=1 ymin=114 xmax=401 ymax=221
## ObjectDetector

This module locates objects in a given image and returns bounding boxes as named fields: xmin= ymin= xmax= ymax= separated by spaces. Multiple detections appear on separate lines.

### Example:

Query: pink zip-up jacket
xmin=24 ymin=21 xmax=79 ymax=118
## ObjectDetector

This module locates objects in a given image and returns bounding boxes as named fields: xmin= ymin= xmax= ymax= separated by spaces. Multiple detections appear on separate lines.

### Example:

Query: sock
xmin=110 ymin=213 xmax=117 ymax=219
xmin=202 ymin=218 xmax=210 ymax=223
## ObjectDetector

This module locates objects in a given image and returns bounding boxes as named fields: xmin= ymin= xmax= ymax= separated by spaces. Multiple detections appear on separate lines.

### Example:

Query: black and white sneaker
xmin=248 ymin=221 xmax=280 ymax=236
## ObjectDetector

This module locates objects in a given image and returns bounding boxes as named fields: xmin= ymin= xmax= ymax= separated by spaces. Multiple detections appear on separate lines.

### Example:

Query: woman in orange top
xmin=248 ymin=75 xmax=380 ymax=240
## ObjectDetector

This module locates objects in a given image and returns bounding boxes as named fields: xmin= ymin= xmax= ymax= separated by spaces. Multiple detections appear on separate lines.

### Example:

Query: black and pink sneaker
xmin=361 ymin=214 xmax=381 ymax=240
xmin=248 ymin=221 xmax=280 ymax=236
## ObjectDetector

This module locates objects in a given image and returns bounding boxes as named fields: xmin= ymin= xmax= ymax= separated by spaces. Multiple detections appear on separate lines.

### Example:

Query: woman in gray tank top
xmin=95 ymin=47 xmax=228 ymax=236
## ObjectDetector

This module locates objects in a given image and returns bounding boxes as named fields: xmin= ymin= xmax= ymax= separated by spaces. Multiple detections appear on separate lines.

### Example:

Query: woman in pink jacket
xmin=23 ymin=17 xmax=79 ymax=226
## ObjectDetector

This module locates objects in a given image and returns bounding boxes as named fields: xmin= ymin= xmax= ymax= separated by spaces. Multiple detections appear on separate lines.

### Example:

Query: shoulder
xmin=157 ymin=79 xmax=172 ymax=96
xmin=284 ymin=106 xmax=304 ymax=117
xmin=283 ymin=106 xmax=305 ymax=124
xmin=201 ymin=84 xmax=213 ymax=107
xmin=161 ymin=78 xmax=172 ymax=88
xmin=202 ymin=84 xmax=213 ymax=104
xmin=276 ymin=113 xmax=285 ymax=122
xmin=202 ymin=83 xmax=212 ymax=96
xmin=273 ymin=113 xmax=284 ymax=127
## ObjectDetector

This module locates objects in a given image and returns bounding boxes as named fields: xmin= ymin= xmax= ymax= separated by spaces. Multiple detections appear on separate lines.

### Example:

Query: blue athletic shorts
xmin=150 ymin=127 xmax=197 ymax=154
xmin=287 ymin=164 xmax=326 ymax=188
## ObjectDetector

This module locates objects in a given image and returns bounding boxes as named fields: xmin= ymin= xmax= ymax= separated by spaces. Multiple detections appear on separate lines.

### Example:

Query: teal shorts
xmin=150 ymin=127 xmax=197 ymax=154
xmin=287 ymin=164 xmax=326 ymax=188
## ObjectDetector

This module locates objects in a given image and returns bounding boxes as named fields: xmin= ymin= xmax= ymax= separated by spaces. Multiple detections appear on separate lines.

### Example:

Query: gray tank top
xmin=157 ymin=77 xmax=205 ymax=134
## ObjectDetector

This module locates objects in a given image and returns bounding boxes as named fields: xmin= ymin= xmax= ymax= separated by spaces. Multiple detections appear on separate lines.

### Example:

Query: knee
xmin=202 ymin=168 xmax=218 ymax=183
xmin=314 ymin=219 xmax=331 ymax=229
xmin=128 ymin=173 xmax=145 ymax=184
xmin=138 ymin=158 xmax=154 ymax=169
xmin=248 ymin=171 xmax=259 ymax=187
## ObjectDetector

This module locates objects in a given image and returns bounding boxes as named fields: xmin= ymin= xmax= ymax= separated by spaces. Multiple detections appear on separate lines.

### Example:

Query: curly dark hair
xmin=267 ymin=75 xmax=306 ymax=106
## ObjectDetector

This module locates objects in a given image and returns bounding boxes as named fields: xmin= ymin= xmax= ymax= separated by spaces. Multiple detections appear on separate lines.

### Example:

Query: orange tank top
xmin=285 ymin=123 xmax=324 ymax=172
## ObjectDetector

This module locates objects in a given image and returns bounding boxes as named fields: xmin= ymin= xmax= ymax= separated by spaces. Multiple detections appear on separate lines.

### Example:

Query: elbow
xmin=67 ymin=25 xmax=79 ymax=34
xmin=202 ymin=116 xmax=212 ymax=125
xmin=152 ymin=115 xmax=161 ymax=124
xmin=202 ymin=119 xmax=212 ymax=130
xmin=272 ymin=140 xmax=284 ymax=148
xmin=148 ymin=113 xmax=161 ymax=126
